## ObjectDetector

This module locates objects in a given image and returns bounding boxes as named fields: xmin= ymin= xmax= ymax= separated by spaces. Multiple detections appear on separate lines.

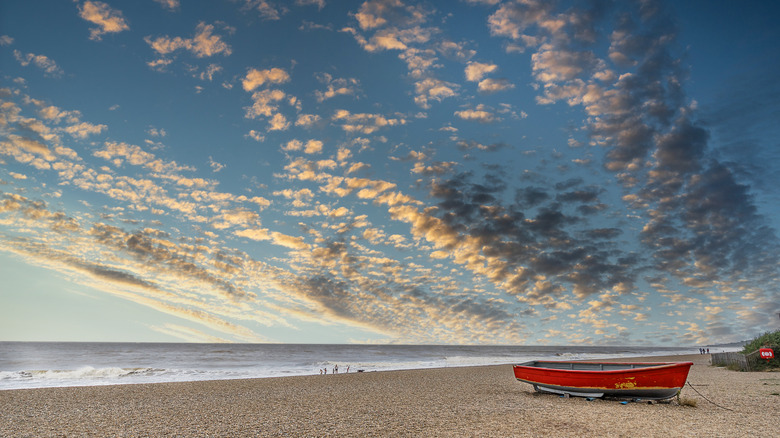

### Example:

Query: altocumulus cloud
xmin=0 ymin=0 xmax=778 ymax=345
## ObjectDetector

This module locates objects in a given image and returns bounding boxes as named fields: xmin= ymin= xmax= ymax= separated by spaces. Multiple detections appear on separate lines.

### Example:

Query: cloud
xmin=243 ymin=0 xmax=287 ymax=21
xmin=283 ymin=139 xmax=323 ymax=154
xmin=532 ymin=47 xmax=600 ymax=83
xmin=304 ymin=139 xmax=324 ymax=154
xmin=153 ymin=0 xmax=180 ymax=11
xmin=208 ymin=156 xmax=226 ymax=172
xmin=0 ymin=192 xmax=80 ymax=232
xmin=243 ymin=68 xmax=291 ymax=92
xmin=414 ymin=78 xmax=457 ymax=109
xmin=477 ymin=78 xmax=514 ymax=93
xmin=235 ymin=227 xmax=270 ymax=241
xmin=196 ymin=63 xmax=223 ymax=81
xmin=64 ymin=121 xmax=107 ymax=139
xmin=4 ymin=0 xmax=779 ymax=345
xmin=13 ymin=50 xmax=64 ymax=77
xmin=77 ymin=260 xmax=161 ymax=291
xmin=487 ymin=0 xmax=555 ymax=41
xmin=146 ymin=58 xmax=172 ymax=71
xmin=151 ymin=324 xmax=231 ymax=343
xmin=1 ymin=88 xmax=536 ymax=344
xmin=4 ymin=135 xmax=55 ymax=159
xmin=145 ymin=22 xmax=232 ymax=62
xmin=456 ymin=140 xmax=507 ymax=152
xmin=89 ymin=224 xmax=251 ymax=300
xmin=314 ymin=73 xmax=360 ymax=102
xmin=268 ymin=113 xmax=291 ymax=131
xmin=146 ymin=127 xmax=167 ymax=137
xmin=296 ymin=0 xmax=325 ymax=10
xmin=295 ymin=114 xmax=322 ymax=128
xmin=269 ymin=231 xmax=309 ymax=250
xmin=1 ymin=236 xmax=267 ymax=342
xmin=346 ymin=0 xmax=462 ymax=109
xmin=354 ymin=0 xmax=428 ymax=31
xmin=411 ymin=160 xmax=457 ymax=176
xmin=464 ymin=61 xmax=497 ymax=82
xmin=279 ymin=234 xmax=527 ymax=343
xmin=389 ymin=167 xmax=640 ymax=308
xmin=93 ymin=141 xmax=193 ymax=174
xmin=332 ymin=109 xmax=406 ymax=134
xmin=483 ymin=0 xmax=780 ymax=321
xmin=78 ymin=1 xmax=129 ymax=41
xmin=465 ymin=61 xmax=514 ymax=93
xmin=245 ymin=89 xmax=287 ymax=118
xmin=239 ymin=68 xmax=296 ymax=131
xmin=454 ymin=106 xmax=495 ymax=123
xmin=274 ymin=188 xmax=315 ymax=207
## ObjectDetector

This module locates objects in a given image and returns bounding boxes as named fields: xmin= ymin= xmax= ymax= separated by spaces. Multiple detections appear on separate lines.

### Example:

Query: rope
xmin=685 ymin=381 xmax=734 ymax=411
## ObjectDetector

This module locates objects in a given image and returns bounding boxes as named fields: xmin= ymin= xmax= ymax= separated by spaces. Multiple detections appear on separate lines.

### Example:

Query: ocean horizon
xmin=0 ymin=341 xmax=740 ymax=391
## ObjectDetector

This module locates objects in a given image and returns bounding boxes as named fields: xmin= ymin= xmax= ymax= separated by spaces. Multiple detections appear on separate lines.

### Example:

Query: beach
xmin=1 ymin=354 xmax=778 ymax=437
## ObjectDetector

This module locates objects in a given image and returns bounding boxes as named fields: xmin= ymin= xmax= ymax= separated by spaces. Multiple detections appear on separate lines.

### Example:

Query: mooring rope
xmin=685 ymin=381 xmax=734 ymax=411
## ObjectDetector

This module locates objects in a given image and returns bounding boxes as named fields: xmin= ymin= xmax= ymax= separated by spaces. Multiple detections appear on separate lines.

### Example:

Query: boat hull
xmin=513 ymin=361 xmax=693 ymax=400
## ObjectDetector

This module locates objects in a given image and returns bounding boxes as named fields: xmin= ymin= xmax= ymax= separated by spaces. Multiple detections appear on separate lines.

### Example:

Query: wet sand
xmin=1 ymin=354 xmax=778 ymax=437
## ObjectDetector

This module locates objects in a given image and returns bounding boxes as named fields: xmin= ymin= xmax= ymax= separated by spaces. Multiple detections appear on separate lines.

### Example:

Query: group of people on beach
xmin=319 ymin=364 xmax=350 ymax=375
xmin=699 ymin=348 xmax=709 ymax=354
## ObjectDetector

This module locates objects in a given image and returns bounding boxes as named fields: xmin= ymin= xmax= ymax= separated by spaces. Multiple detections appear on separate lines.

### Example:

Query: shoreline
xmin=2 ymin=353 xmax=778 ymax=436
xmin=1 ymin=348 xmax=725 ymax=392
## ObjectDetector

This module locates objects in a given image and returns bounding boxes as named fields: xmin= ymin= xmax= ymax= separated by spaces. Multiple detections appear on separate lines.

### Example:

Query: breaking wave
xmin=2 ymin=342 xmax=738 ymax=390
xmin=0 ymin=366 xmax=171 ymax=390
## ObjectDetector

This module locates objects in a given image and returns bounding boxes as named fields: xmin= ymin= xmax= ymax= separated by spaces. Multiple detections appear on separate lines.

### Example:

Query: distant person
xmin=706 ymin=348 xmax=709 ymax=354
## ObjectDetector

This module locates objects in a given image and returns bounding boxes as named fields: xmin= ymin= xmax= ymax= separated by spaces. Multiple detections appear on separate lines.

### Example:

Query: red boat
xmin=513 ymin=361 xmax=693 ymax=400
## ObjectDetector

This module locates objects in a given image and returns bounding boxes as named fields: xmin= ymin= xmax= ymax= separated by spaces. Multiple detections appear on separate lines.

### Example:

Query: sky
xmin=1 ymin=0 xmax=779 ymax=345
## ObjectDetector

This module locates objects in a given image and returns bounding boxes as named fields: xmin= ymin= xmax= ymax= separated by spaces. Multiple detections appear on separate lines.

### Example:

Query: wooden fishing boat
xmin=513 ymin=361 xmax=693 ymax=400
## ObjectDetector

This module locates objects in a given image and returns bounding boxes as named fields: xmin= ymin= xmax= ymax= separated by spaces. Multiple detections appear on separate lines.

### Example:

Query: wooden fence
xmin=711 ymin=351 xmax=750 ymax=370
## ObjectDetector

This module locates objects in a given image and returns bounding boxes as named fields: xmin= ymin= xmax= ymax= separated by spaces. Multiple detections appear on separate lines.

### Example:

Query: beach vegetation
xmin=676 ymin=392 xmax=698 ymax=407
xmin=679 ymin=397 xmax=698 ymax=407
xmin=725 ymin=363 xmax=743 ymax=372
xmin=741 ymin=330 xmax=780 ymax=371
xmin=741 ymin=330 xmax=780 ymax=354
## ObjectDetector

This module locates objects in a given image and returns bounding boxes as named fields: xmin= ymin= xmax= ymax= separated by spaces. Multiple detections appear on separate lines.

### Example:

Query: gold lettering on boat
xmin=614 ymin=377 xmax=637 ymax=389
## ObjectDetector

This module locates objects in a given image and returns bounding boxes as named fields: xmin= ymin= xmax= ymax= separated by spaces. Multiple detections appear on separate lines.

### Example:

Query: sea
xmin=0 ymin=342 xmax=736 ymax=391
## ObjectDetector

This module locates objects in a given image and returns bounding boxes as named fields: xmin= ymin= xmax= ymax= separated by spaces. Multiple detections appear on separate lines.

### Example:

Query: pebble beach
xmin=2 ymin=353 xmax=778 ymax=437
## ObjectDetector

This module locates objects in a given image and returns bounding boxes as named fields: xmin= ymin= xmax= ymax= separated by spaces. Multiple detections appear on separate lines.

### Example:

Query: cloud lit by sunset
xmin=1 ymin=0 xmax=778 ymax=345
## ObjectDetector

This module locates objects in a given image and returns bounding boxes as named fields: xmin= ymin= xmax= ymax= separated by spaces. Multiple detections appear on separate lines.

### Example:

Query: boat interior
xmin=518 ymin=361 xmax=670 ymax=371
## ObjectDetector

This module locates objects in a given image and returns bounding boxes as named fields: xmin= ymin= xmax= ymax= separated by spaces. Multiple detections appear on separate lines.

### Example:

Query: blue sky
xmin=1 ymin=0 xmax=778 ymax=345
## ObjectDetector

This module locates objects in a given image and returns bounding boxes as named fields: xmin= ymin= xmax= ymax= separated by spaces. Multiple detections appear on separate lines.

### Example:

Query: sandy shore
xmin=1 ymin=354 xmax=778 ymax=437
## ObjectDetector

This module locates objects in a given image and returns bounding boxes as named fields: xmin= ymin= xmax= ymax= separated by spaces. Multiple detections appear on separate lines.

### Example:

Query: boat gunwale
xmin=513 ymin=361 xmax=693 ymax=375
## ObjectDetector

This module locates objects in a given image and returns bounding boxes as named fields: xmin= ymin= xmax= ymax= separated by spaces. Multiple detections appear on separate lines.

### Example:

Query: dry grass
xmin=678 ymin=396 xmax=698 ymax=407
